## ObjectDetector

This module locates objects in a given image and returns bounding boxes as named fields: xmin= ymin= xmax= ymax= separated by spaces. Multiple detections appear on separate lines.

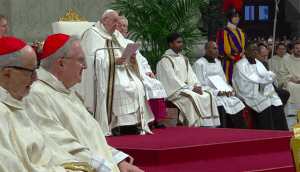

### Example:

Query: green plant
xmin=110 ymin=0 xmax=209 ymax=72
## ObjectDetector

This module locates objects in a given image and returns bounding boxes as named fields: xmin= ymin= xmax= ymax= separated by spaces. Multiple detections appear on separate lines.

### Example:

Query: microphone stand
xmin=271 ymin=0 xmax=281 ymax=58
xmin=93 ymin=47 xmax=120 ymax=118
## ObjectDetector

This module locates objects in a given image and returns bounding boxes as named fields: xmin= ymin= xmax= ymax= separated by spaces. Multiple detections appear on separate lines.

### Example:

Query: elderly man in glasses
xmin=76 ymin=9 xmax=154 ymax=136
xmin=26 ymin=33 xmax=144 ymax=172
xmin=0 ymin=36 xmax=96 ymax=171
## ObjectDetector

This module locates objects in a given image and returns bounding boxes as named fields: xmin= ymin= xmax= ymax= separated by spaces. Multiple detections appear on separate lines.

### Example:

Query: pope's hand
xmin=129 ymin=53 xmax=137 ymax=65
xmin=193 ymin=86 xmax=203 ymax=95
xmin=116 ymin=56 xmax=126 ymax=65
xmin=290 ymin=77 xmax=298 ymax=84
xmin=118 ymin=161 xmax=144 ymax=172
xmin=146 ymin=72 xmax=155 ymax=78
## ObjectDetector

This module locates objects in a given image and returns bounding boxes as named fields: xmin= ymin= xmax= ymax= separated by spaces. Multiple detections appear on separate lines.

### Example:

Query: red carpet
xmin=106 ymin=127 xmax=295 ymax=171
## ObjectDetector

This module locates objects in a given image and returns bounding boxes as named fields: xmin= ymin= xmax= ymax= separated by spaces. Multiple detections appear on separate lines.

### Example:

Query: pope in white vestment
xmin=156 ymin=33 xmax=219 ymax=127
xmin=76 ymin=11 xmax=154 ymax=136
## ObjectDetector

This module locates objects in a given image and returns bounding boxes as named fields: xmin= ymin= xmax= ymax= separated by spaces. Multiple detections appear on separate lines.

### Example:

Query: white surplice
xmin=232 ymin=57 xmax=282 ymax=113
xmin=125 ymin=39 xmax=167 ymax=99
xmin=26 ymin=68 xmax=131 ymax=172
xmin=156 ymin=49 xmax=220 ymax=127
xmin=0 ymin=87 xmax=84 ymax=172
xmin=76 ymin=21 xmax=154 ymax=136
xmin=277 ymin=54 xmax=300 ymax=105
xmin=192 ymin=57 xmax=245 ymax=115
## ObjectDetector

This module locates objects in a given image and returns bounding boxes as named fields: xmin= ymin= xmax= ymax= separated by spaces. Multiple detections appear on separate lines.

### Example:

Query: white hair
xmin=0 ymin=50 xmax=22 ymax=71
xmin=40 ymin=35 xmax=80 ymax=72
xmin=101 ymin=9 xmax=116 ymax=22
xmin=119 ymin=16 xmax=128 ymax=26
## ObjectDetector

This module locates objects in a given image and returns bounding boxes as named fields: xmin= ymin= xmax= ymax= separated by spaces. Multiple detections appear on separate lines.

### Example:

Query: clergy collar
xmin=227 ymin=22 xmax=237 ymax=29
xmin=245 ymin=55 xmax=256 ymax=64
xmin=0 ymin=86 xmax=25 ymax=110
xmin=165 ymin=49 xmax=180 ymax=56
xmin=203 ymin=54 xmax=216 ymax=63
xmin=36 ymin=67 xmax=72 ymax=95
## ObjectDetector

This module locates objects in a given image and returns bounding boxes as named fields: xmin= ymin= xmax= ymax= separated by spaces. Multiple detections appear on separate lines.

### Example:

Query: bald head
xmin=102 ymin=10 xmax=119 ymax=35
xmin=205 ymin=41 xmax=219 ymax=59
xmin=257 ymin=46 xmax=268 ymax=62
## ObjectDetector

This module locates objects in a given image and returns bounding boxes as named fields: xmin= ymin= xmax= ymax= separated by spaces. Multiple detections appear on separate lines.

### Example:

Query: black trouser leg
xmin=217 ymin=106 xmax=244 ymax=129
xmin=271 ymin=105 xmax=289 ymax=131
xmin=251 ymin=107 xmax=274 ymax=130
xmin=275 ymin=88 xmax=290 ymax=107
xmin=231 ymin=110 xmax=247 ymax=129
xmin=217 ymin=106 xmax=227 ymax=128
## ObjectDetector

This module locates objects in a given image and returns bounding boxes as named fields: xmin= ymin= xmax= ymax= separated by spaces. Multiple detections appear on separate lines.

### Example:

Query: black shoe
xmin=150 ymin=121 xmax=166 ymax=129
xmin=120 ymin=125 xmax=141 ymax=135
xmin=111 ymin=127 xmax=121 ymax=136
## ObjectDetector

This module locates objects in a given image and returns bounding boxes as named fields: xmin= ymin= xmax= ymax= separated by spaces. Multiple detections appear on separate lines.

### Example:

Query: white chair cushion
xmin=52 ymin=22 xmax=95 ymax=39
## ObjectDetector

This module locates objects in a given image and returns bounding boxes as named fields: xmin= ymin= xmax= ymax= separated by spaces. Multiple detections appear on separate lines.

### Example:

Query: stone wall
xmin=0 ymin=0 xmax=114 ymax=42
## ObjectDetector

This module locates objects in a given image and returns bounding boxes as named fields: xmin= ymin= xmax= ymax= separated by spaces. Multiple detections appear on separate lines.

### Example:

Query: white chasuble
xmin=0 ymin=88 xmax=86 ymax=172
xmin=26 ymin=68 xmax=132 ymax=172
xmin=277 ymin=54 xmax=300 ymax=104
xmin=192 ymin=58 xmax=245 ymax=115
xmin=125 ymin=39 xmax=167 ymax=100
xmin=76 ymin=22 xmax=154 ymax=136
xmin=156 ymin=49 xmax=220 ymax=127
xmin=232 ymin=57 xmax=282 ymax=113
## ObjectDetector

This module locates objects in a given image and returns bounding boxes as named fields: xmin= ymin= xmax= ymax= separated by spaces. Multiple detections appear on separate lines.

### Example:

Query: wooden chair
xmin=290 ymin=110 xmax=300 ymax=172
xmin=161 ymin=100 xmax=182 ymax=126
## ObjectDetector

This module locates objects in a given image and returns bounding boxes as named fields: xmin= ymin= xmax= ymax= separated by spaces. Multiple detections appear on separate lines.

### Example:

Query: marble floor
xmin=287 ymin=115 xmax=298 ymax=131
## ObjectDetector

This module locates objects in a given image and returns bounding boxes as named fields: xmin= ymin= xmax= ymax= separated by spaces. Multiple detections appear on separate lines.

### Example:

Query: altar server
xmin=193 ymin=41 xmax=246 ymax=128
xmin=232 ymin=42 xmax=288 ymax=130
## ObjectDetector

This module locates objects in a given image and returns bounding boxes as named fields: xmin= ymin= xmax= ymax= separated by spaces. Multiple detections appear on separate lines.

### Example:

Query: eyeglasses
xmin=63 ymin=57 xmax=86 ymax=65
xmin=8 ymin=66 xmax=37 ymax=78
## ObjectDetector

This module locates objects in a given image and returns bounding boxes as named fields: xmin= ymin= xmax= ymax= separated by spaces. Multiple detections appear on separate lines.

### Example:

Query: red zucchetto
xmin=0 ymin=37 xmax=27 ymax=55
xmin=42 ymin=33 xmax=70 ymax=59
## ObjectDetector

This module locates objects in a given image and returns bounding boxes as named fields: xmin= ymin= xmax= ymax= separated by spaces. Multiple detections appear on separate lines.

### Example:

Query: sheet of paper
xmin=122 ymin=43 xmax=141 ymax=63
xmin=207 ymin=75 xmax=233 ymax=92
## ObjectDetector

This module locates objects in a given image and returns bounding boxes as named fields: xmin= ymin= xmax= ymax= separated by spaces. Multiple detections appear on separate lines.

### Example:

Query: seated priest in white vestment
xmin=192 ymin=41 xmax=246 ymax=129
xmin=277 ymin=42 xmax=300 ymax=117
xmin=117 ymin=16 xmax=167 ymax=129
xmin=232 ymin=42 xmax=288 ymax=131
xmin=267 ymin=43 xmax=290 ymax=88
xmin=25 ymin=34 xmax=144 ymax=172
xmin=0 ymin=36 xmax=96 ymax=172
xmin=76 ymin=10 xmax=154 ymax=136
xmin=156 ymin=33 xmax=220 ymax=127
